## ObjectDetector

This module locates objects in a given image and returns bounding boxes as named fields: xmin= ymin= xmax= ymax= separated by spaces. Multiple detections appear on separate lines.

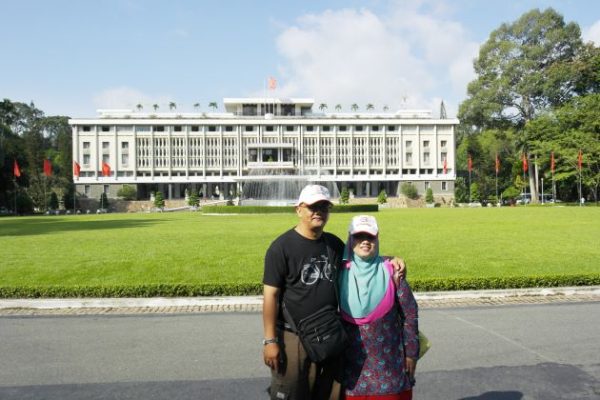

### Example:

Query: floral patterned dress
xmin=342 ymin=279 xmax=419 ymax=397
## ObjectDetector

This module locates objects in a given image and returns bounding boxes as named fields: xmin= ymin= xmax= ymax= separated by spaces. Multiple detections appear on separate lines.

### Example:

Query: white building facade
xmin=69 ymin=98 xmax=458 ymax=201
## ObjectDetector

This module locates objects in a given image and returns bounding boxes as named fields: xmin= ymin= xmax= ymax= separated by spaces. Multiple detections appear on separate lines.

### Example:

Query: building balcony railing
xmin=247 ymin=161 xmax=295 ymax=170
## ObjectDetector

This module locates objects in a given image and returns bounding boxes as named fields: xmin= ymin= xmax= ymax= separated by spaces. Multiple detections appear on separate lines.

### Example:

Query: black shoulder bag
xmin=281 ymin=234 xmax=349 ymax=363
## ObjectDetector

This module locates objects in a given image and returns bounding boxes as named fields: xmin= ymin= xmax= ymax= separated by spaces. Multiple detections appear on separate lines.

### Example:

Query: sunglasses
xmin=303 ymin=202 xmax=332 ymax=213
xmin=352 ymin=232 xmax=376 ymax=242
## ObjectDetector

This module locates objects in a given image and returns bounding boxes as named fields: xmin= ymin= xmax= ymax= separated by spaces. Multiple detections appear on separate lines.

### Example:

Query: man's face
xmin=296 ymin=201 xmax=332 ymax=231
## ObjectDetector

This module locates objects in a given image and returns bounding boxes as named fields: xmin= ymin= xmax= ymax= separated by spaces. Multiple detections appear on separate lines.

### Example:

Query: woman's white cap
xmin=349 ymin=215 xmax=379 ymax=236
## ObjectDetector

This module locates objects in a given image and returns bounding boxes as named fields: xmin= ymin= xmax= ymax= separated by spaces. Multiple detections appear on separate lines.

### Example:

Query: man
xmin=262 ymin=185 xmax=405 ymax=400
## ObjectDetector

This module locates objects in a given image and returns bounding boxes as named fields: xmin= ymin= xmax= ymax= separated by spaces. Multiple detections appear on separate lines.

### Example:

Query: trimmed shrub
xmin=470 ymin=182 xmax=481 ymax=202
xmin=340 ymin=187 xmax=350 ymax=205
xmin=401 ymin=183 xmax=419 ymax=200
xmin=377 ymin=189 xmax=387 ymax=204
xmin=154 ymin=191 xmax=165 ymax=209
xmin=99 ymin=192 xmax=109 ymax=209
xmin=425 ymin=188 xmax=434 ymax=203
xmin=117 ymin=185 xmax=137 ymax=200
xmin=202 ymin=204 xmax=379 ymax=214
xmin=1 ymin=274 xmax=598 ymax=298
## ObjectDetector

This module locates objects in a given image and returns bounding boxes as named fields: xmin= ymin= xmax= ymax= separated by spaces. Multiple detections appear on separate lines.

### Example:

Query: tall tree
xmin=459 ymin=8 xmax=584 ymax=202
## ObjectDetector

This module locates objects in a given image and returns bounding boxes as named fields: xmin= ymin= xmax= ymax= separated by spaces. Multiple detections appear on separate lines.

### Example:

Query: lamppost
xmin=541 ymin=178 xmax=544 ymax=204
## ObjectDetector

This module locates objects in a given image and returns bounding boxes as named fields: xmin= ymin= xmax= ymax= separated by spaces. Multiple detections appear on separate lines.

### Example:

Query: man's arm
xmin=263 ymin=284 xmax=281 ymax=372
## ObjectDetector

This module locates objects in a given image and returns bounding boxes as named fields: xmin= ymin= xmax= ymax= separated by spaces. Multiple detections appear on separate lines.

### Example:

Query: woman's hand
xmin=405 ymin=357 xmax=417 ymax=382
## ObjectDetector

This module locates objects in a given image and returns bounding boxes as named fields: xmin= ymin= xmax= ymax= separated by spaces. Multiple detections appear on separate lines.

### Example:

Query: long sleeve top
xmin=342 ymin=279 xmax=419 ymax=396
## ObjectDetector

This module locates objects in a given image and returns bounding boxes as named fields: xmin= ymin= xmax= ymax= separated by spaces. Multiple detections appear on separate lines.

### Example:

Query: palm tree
xmin=209 ymin=102 xmax=218 ymax=111
xmin=136 ymin=103 xmax=143 ymax=112
xmin=383 ymin=105 xmax=390 ymax=112
xmin=153 ymin=104 xmax=159 ymax=112
xmin=193 ymin=103 xmax=200 ymax=111
xmin=319 ymin=103 xmax=328 ymax=112
xmin=351 ymin=104 xmax=359 ymax=112
xmin=335 ymin=104 xmax=342 ymax=112
xmin=366 ymin=103 xmax=374 ymax=111
xmin=169 ymin=102 xmax=176 ymax=111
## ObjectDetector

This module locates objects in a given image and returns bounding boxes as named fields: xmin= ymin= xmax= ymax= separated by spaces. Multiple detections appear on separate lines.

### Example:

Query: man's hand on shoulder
xmin=388 ymin=257 xmax=407 ymax=286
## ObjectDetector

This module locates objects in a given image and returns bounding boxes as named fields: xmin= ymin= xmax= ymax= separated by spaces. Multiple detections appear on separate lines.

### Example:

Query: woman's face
xmin=352 ymin=232 xmax=377 ymax=260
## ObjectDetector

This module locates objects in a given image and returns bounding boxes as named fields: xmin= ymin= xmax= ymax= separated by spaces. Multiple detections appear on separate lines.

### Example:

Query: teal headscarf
xmin=338 ymin=235 xmax=390 ymax=319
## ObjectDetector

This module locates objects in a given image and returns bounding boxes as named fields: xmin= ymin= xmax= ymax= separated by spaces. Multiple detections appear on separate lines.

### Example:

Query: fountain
xmin=238 ymin=168 xmax=340 ymax=206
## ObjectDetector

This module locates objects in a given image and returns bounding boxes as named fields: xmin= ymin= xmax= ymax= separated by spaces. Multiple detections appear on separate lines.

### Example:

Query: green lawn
xmin=1 ymin=207 xmax=599 ymax=296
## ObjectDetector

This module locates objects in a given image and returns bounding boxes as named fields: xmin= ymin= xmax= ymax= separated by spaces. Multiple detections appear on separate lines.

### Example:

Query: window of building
xmin=371 ymin=126 xmax=379 ymax=131
xmin=286 ymin=125 xmax=294 ymax=132
xmin=102 ymin=154 xmax=110 ymax=163
xmin=225 ymin=126 xmax=233 ymax=132
xmin=283 ymin=149 xmax=292 ymax=162
xmin=423 ymin=152 xmax=430 ymax=163
xmin=83 ymin=154 xmax=90 ymax=165
xmin=83 ymin=142 xmax=90 ymax=150
xmin=441 ymin=140 xmax=447 ymax=148
xmin=245 ymin=125 xmax=254 ymax=132
xmin=101 ymin=126 xmax=110 ymax=132
xmin=154 ymin=126 xmax=165 ymax=132
xmin=82 ymin=126 xmax=91 ymax=132
xmin=84 ymin=185 xmax=90 ymax=197
xmin=262 ymin=149 xmax=278 ymax=162
xmin=249 ymin=149 xmax=258 ymax=162
xmin=441 ymin=152 xmax=447 ymax=163
xmin=121 ymin=142 xmax=129 ymax=150
xmin=306 ymin=126 xmax=314 ymax=132
xmin=191 ymin=125 xmax=199 ymax=132
xmin=102 ymin=142 xmax=109 ymax=151
xmin=322 ymin=126 xmax=330 ymax=132
xmin=355 ymin=126 xmax=364 ymax=131
xmin=442 ymin=181 xmax=448 ymax=191
xmin=405 ymin=152 xmax=412 ymax=163
xmin=405 ymin=140 xmax=412 ymax=149
xmin=103 ymin=185 xmax=109 ymax=194
xmin=423 ymin=140 xmax=430 ymax=148
xmin=282 ymin=104 xmax=294 ymax=116
xmin=121 ymin=154 xmax=129 ymax=166
xmin=242 ymin=104 xmax=258 ymax=116
xmin=266 ymin=126 xmax=274 ymax=132
xmin=339 ymin=126 xmax=347 ymax=132
xmin=174 ymin=126 xmax=182 ymax=132
xmin=208 ymin=126 xmax=216 ymax=132
xmin=387 ymin=125 xmax=396 ymax=131
xmin=424 ymin=181 xmax=430 ymax=190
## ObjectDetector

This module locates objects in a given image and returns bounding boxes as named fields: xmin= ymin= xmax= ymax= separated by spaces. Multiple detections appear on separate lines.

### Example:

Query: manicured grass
xmin=1 ymin=207 xmax=599 ymax=296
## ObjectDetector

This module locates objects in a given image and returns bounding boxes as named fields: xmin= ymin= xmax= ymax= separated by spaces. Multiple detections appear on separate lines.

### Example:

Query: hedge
xmin=1 ymin=274 xmax=598 ymax=298
xmin=201 ymin=204 xmax=379 ymax=214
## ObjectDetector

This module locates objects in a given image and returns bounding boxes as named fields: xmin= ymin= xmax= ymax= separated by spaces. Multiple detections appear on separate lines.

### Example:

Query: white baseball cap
xmin=296 ymin=184 xmax=332 ymax=206
xmin=349 ymin=215 xmax=379 ymax=236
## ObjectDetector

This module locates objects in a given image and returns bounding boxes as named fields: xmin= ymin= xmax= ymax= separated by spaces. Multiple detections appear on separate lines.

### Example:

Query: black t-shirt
xmin=263 ymin=228 xmax=345 ymax=322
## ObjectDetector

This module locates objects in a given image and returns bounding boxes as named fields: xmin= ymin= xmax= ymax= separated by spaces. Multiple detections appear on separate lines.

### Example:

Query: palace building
xmin=69 ymin=97 xmax=458 ymax=202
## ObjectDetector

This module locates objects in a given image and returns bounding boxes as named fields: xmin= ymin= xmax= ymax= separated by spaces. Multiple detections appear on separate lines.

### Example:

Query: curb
xmin=0 ymin=286 xmax=598 ymax=315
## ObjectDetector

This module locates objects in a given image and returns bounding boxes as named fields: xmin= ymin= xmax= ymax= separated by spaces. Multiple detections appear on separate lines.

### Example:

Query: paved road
xmin=1 ymin=301 xmax=598 ymax=399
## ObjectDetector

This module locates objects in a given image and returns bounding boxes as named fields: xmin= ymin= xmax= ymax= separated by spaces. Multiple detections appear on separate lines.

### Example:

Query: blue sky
xmin=1 ymin=0 xmax=599 ymax=118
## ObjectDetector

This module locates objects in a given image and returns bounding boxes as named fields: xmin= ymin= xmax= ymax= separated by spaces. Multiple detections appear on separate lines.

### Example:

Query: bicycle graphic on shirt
xmin=300 ymin=255 xmax=334 ymax=285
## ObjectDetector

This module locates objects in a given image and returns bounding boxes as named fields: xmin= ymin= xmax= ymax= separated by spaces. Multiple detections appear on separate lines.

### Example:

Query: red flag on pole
xmin=578 ymin=149 xmax=583 ymax=170
xmin=522 ymin=153 xmax=528 ymax=174
xmin=467 ymin=154 xmax=472 ymax=172
xmin=443 ymin=157 xmax=447 ymax=174
xmin=73 ymin=161 xmax=81 ymax=177
xmin=43 ymin=159 xmax=52 ymax=177
xmin=268 ymin=77 xmax=277 ymax=90
xmin=495 ymin=153 xmax=500 ymax=174
xmin=102 ymin=161 xmax=111 ymax=177
xmin=550 ymin=151 xmax=555 ymax=173
xmin=13 ymin=160 xmax=21 ymax=178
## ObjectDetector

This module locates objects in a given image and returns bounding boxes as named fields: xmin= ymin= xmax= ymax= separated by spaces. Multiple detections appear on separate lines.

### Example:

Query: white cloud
xmin=92 ymin=87 xmax=172 ymax=111
xmin=272 ymin=1 xmax=479 ymax=117
xmin=583 ymin=20 xmax=600 ymax=45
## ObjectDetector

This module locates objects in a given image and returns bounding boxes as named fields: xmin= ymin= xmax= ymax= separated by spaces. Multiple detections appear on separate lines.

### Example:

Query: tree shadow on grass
xmin=0 ymin=217 xmax=164 ymax=237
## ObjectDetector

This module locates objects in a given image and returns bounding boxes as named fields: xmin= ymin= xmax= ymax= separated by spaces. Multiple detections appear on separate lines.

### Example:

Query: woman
xmin=338 ymin=215 xmax=419 ymax=400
